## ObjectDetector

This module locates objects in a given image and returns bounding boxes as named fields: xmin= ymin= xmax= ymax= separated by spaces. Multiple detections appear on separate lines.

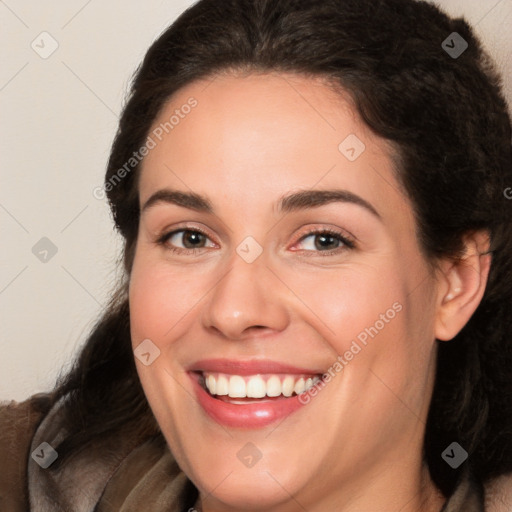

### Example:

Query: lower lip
xmin=190 ymin=373 xmax=312 ymax=429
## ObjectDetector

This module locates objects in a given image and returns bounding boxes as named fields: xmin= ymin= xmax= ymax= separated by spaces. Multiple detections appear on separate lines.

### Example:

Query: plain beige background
xmin=1 ymin=0 xmax=511 ymax=401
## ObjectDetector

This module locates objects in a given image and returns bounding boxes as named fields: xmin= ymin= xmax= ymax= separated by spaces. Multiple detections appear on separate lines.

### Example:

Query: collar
xmin=440 ymin=467 xmax=485 ymax=512
xmin=27 ymin=397 xmax=484 ymax=512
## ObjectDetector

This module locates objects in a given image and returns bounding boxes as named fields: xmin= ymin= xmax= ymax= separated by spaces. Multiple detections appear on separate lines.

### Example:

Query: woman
xmin=1 ymin=0 xmax=511 ymax=510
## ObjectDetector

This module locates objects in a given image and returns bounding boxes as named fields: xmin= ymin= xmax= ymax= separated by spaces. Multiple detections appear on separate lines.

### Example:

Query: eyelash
xmin=155 ymin=226 xmax=356 ymax=257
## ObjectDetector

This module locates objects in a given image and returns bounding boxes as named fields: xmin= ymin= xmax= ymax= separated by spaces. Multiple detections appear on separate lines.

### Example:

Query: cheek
xmin=128 ymin=247 xmax=208 ymax=347
xmin=280 ymin=261 xmax=407 ymax=355
xmin=284 ymin=256 xmax=434 ymax=399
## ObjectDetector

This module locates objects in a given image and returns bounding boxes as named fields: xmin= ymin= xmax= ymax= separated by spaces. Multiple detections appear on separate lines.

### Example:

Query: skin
xmin=128 ymin=71 xmax=491 ymax=512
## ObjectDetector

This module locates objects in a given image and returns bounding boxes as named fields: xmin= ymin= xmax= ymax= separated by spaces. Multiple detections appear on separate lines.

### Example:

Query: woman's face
xmin=129 ymin=72 xmax=442 ymax=510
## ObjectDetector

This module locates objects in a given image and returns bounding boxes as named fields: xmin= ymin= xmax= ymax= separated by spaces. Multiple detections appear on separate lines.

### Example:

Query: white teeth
xmin=207 ymin=374 xmax=216 ymax=395
xmin=246 ymin=376 xmax=266 ymax=398
xmin=266 ymin=376 xmax=282 ymax=397
xmin=282 ymin=376 xmax=295 ymax=397
xmin=216 ymin=375 xmax=229 ymax=396
xmin=203 ymin=372 xmax=321 ymax=399
xmin=294 ymin=377 xmax=306 ymax=395
xmin=229 ymin=375 xmax=246 ymax=397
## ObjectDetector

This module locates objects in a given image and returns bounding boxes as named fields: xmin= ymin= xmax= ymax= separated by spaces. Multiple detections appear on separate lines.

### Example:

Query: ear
xmin=434 ymin=230 xmax=492 ymax=341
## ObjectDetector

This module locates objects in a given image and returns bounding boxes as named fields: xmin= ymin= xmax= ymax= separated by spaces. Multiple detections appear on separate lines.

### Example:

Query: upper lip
xmin=187 ymin=358 xmax=324 ymax=376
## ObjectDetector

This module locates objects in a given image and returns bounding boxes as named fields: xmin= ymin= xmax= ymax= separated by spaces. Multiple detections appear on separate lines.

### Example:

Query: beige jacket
xmin=1 ymin=394 xmax=511 ymax=511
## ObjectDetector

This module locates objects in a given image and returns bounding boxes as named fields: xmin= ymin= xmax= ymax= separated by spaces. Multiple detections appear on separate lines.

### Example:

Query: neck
xmin=194 ymin=463 xmax=446 ymax=512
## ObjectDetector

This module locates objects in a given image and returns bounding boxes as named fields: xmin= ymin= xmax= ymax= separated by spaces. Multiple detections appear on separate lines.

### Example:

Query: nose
xmin=201 ymin=251 xmax=290 ymax=341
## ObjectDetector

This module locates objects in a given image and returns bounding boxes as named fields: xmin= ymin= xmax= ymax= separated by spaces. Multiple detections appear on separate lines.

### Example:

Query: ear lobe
xmin=434 ymin=231 xmax=492 ymax=341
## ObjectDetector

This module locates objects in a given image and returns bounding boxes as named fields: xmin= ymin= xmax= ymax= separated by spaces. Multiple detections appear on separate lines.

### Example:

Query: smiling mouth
xmin=197 ymin=372 xmax=322 ymax=403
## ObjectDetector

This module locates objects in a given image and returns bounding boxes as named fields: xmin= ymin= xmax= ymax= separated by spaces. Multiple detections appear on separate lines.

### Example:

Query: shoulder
xmin=0 ymin=393 xmax=54 ymax=512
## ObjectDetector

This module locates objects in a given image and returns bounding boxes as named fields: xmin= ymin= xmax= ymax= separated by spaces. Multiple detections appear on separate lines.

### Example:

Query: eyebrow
xmin=141 ymin=188 xmax=381 ymax=219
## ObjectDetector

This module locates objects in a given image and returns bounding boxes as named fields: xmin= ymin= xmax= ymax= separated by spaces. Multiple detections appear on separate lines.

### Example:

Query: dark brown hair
xmin=43 ymin=0 xmax=512 ymax=497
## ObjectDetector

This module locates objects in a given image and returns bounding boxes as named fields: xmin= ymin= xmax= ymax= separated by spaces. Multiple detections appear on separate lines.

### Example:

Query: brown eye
xmin=311 ymin=233 xmax=342 ymax=251
xmin=175 ymin=230 xmax=207 ymax=249
xmin=158 ymin=228 xmax=216 ymax=253
xmin=295 ymin=229 xmax=355 ymax=255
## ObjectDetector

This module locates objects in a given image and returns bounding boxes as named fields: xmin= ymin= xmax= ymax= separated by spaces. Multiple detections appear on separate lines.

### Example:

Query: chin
xmin=196 ymin=474 xmax=295 ymax=511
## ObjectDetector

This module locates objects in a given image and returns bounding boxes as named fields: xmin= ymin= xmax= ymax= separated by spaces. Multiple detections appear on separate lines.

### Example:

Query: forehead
xmin=139 ymin=72 xmax=411 ymax=225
